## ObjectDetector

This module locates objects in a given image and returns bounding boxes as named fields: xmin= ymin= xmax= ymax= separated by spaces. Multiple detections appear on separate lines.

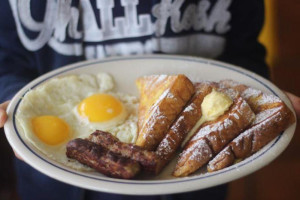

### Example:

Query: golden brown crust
xmin=135 ymin=74 xmax=195 ymax=150
xmin=207 ymin=81 xmax=296 ymax=172
xmin=173 ymin=84 xmax=255 ymax=177
xmin=155 ymin=82 xmax=213 ymax=173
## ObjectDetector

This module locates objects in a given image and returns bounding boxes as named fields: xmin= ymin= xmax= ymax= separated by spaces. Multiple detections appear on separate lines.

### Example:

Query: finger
xmin=14 ymin=151 xmax=24 ymax=161
xmin=0 ymin=101 xmax=10 ymax=127
xmin=0 ymin=101 xmax=10 ymax=110
xmin=0 ymin=101 xmax=22 ymax=160
xmin=0 ymin=109 xmax=7 ymax=127
xmin=285 ymin=92 xmax=300 ymax=118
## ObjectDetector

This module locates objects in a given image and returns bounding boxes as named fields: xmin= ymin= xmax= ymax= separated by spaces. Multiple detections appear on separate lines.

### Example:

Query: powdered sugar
xmin=155 ymin=75 xmax=167 ymax=83
xmin=223 ymin=118 xmax=233 ymax=129
xmin=257 ymin=93 xmax=281 ymax=106
xmin=237 ymin=100 xmax=254 ymax=121
xmin=233 ymin=113 xmax=240 ymax=120
xmin=208 ymin=146 xmax=231 ymax=171
xmin=230 ymin=109 xmax=284 ymax=149
xmin=221 ymin=87 xmax=238 ymax=100
xmin=252 ymin=107 xmax=281 ymax=125
xmin=177 ymin=80 xmax=293 ymax=174
xmin=242 ymin=88 xmax=262 ymax=100
xmin=167 ymin=92 xmax=175 ymax=99
xmin=184 ymin=103 xmax=196 ymax=112
xmin=184 ymin=139 xmax=213 ymax=162
xmin=157 ymin=139 xmax=173 ymax=157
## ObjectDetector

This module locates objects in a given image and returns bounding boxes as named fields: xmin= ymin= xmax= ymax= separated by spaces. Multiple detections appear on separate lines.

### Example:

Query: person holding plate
xmin=0 ymin=0 xmax=299 ymax=200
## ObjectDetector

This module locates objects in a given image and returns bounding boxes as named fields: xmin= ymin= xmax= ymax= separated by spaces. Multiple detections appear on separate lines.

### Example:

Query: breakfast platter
xmin=4 ymin=55 xmax=296 ymax=195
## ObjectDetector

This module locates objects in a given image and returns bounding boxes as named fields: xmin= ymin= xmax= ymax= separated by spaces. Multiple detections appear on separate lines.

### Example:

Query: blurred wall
xmin=227 ymin=1 xmax=300 ymax=200
xmin=259 ymin=0 xmax=300 ymax=95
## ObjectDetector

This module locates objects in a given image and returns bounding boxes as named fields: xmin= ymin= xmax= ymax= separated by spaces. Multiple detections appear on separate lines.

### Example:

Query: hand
xmin=285 ymin=92 xmax=300 ymax=119
xmin=0 ymin=101 xmax=9 ymax=127
xmin=0 ymin=101 xmax=23 ymax=160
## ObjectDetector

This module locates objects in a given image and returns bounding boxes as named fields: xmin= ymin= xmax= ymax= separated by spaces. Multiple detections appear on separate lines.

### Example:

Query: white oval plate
xmin=4 ymin=55 xmax=296 ymax=195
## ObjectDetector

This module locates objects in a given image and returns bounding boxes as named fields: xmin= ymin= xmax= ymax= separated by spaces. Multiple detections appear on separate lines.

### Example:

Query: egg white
xmin=16 ymin=73 xmax=138 ymax=170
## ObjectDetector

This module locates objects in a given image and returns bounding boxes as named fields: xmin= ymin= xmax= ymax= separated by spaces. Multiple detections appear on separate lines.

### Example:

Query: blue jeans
xmin=15 ymin=159 xmax=227 ymax=200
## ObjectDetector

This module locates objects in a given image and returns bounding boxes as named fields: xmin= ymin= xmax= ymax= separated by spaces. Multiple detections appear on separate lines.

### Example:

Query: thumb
xmin=285 ymin=92 xmax=300 ymax=119
xmin=0 ymin=101 xmax=10 ymax=127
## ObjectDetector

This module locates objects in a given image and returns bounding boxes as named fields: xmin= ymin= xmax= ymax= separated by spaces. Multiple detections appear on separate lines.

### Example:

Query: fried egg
xmin=16 ymin=73 xmax=138 ymax=170
xmin=74 ymin=93 xmax=128 ymax=130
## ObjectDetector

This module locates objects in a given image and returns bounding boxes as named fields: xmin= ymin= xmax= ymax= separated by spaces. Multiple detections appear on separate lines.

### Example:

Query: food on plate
xmin=67 ymin=130 xmax=161 ymax=178
xmin=87 ymin=130 xmax=159 ymax=172
xmin=207 ymin=80 xmax=296 ymax=172
xmin=15 ymin=71 xmax=295 ymax=179
xmin=63 ymin=75 xmax=294 ymax=179
xmin=74 ymin=93 xmax=128 ymax=130
xmin=66 ymin=138 xmax=140 ymax=179
xmin=135 ymin=74 xmax=195 ymax=150
xmin=31 ymin=115 xmax=70 ymax=146
xmin=155 ymin=82 xmax=213 ymax=173
xmin=172 ymin=82 xmax=255 ymax=177
xmin=16 ymin=73 xmax=138 ymax=170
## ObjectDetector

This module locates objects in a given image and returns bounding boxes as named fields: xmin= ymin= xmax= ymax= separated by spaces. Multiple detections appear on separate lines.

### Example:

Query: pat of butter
xmin=201 ymin=89 xmax=233 ymax=121
xmin=182 ymin=89 xmax=233 ymax=146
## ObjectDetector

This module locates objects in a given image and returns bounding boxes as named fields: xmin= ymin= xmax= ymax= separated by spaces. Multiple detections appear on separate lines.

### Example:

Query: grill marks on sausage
xmin=88 ymin=130 xmax=159 ymax=172
xmin=66 ymin=138 xmax=140 ymax=179
xmin=66 ymin=130 xmax=160 ymax=179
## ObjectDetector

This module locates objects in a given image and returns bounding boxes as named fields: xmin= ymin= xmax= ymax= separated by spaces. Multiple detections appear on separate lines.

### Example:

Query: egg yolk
xmin=31 ymin=116 xmax=70 ymax=145
xmin=78 ymin=94 xmax=123 ymax=122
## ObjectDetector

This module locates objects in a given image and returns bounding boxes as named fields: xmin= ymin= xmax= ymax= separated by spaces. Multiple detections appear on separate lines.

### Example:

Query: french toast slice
xmin=155 ymin=82 xmax=213 ymax=173
xmin=173 ymin=83 xmax=255 ymax=177
xmin=135 ymin=75 xmax=195 ymax=150
xmin=207 ymin=80 xmax=296 ymax=172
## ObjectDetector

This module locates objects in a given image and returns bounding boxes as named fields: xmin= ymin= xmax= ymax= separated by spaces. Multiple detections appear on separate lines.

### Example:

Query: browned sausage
xmin=87 ymin=130 xmax=159 ymax=172
xmin=66 ymin=138 xmax=141 ymax=179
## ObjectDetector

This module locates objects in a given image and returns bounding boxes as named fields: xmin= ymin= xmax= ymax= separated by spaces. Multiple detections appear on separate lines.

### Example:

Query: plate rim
xmin=4 ymin=55 xmax=297 ymax=195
